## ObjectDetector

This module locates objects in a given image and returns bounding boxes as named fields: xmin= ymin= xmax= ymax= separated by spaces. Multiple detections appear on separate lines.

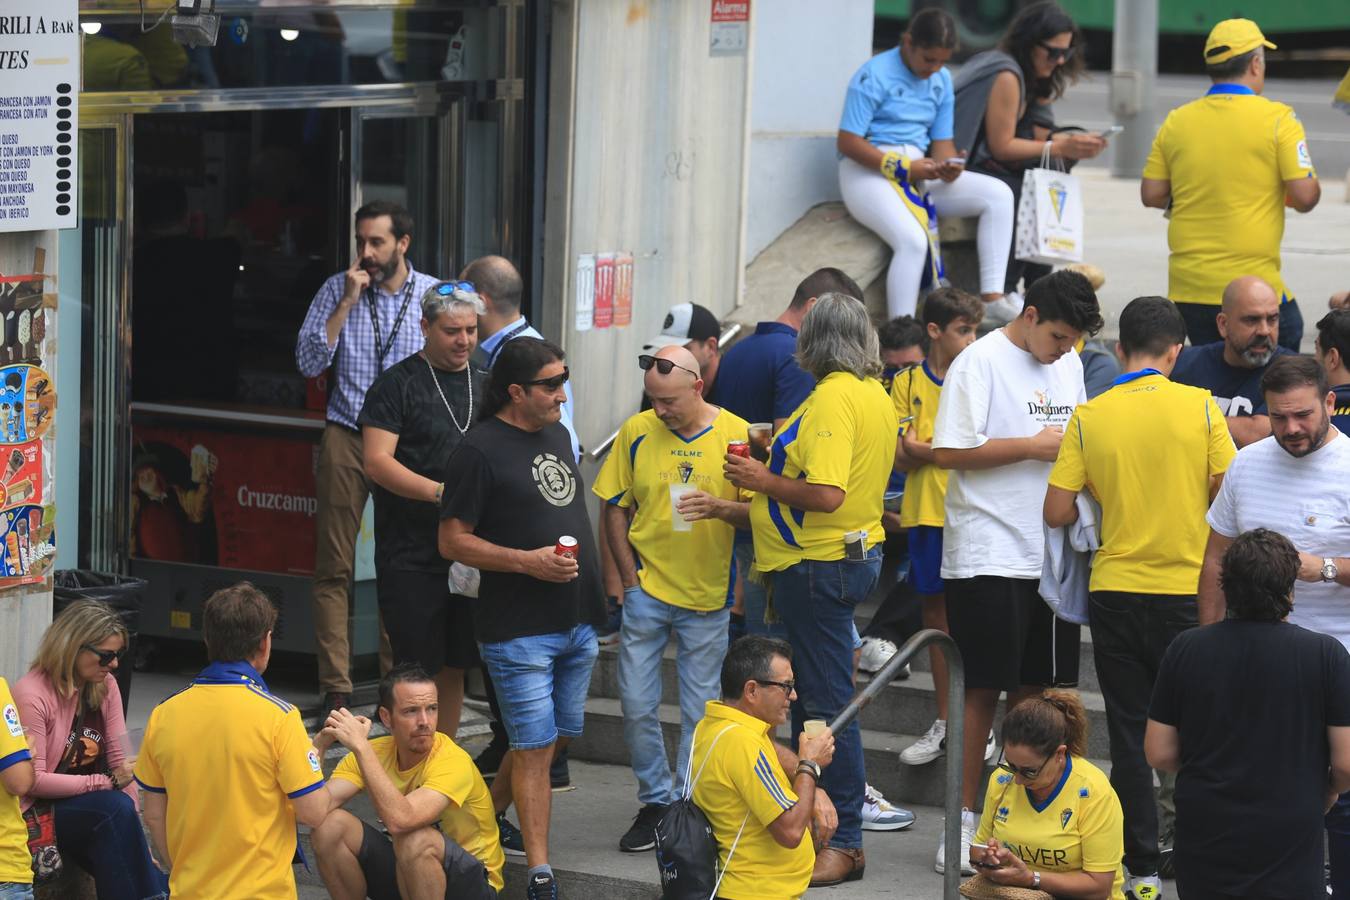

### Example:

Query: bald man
xmin=1173 ymin=275 xmax=1295 ymax=447
xmin=592 ymin=345 xmax=753 ymax=852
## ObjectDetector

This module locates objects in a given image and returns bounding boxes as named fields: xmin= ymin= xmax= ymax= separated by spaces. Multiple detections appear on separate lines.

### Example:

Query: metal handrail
xmin=588 ymin=322 xmax=745 ymax=460
xmin=829 ymin=628 xmax=965 ymax=900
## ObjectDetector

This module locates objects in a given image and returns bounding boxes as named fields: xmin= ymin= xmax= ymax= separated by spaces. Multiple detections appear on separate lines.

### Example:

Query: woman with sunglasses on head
xmin=838 ymin=8 xmax=1019 ymax=322
xmin=953 ymin=1 xmax=1106 ymax=296
xmin=972 ymin=690 xmax=1125 ymax=899
xmin=13 ymin=600 xmax=168 ymax=898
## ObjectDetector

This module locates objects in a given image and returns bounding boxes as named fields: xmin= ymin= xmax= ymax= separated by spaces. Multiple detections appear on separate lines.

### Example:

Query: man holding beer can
xmin=438 ymin=337 xmax=605 ymax=900
xmin=593 ymin=345 xmax=752 ymax=853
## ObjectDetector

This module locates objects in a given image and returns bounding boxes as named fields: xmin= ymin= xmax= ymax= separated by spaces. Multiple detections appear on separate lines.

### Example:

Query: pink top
xmin=12 ymin=669 xmax=136 ymax=811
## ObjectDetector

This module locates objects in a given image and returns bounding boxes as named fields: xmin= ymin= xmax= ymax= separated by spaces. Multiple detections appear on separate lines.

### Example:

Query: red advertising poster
xmin=132 ymin=424 xmax=317 ymax=575
xmin=593 ymin=253 xmax=615 ymax=329
xmin=0 ymin=440 xmax=41 ymax=507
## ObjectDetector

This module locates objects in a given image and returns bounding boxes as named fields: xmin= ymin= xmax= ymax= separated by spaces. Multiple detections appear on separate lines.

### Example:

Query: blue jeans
xmin=53 ymin=790 xmax=168 ymax=900
xmin=0 ymin=883 xmax=34 ymax=900
xmin=772 ymin=550 xmax=882 ymax=850
xmin=1327 ymin=791 xmax=1350 ymax=897
xmin=619 ymin=584 xmax=729 ymax=805
xmin=479 ymin=624 xmax=599 ymax=750
xmin=735 ymin=539 xmax=787 ymax=640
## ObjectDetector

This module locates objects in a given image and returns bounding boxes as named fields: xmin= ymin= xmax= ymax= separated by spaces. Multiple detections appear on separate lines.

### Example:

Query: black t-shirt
xmin=439 ymin=416 xmax=604 ymax=643
xmin=1171 ymin=341 xmax=1294 ymax=417
xmin=358 ymin=353 xmax=487 ymax=572
xmin=1149 ymin=620 xmax=1350 ymax=897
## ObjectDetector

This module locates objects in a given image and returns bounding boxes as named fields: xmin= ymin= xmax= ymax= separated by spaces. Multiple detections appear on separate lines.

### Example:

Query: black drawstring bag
xmin=654 ymin=724 xmax=748 ymax=900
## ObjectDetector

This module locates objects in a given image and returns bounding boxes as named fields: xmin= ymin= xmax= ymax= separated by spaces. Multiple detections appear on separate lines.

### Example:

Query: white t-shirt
xmin=933 ymin=328 xmax=1086 ymax=579
xmin=1207 ymin=430 xmax=1350 ymax=649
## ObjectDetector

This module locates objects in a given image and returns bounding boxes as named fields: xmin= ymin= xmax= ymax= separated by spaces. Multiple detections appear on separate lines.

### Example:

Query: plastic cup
xmin=803 ymin=719 xmax=828 ymax=738
xmin=669 ymin=484 xmax=696 ymax=532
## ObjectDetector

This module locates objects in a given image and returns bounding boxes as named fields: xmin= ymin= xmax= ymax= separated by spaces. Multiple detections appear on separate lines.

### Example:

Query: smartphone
xmin=1098 ymin=125 xmax=1124 ymax=139
xmin=944 ymin=157 xmax=966 ymax=166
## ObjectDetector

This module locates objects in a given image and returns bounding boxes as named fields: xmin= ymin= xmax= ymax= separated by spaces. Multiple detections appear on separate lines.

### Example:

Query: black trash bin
xmin=53 ymin=570 xmax=147 ymax=717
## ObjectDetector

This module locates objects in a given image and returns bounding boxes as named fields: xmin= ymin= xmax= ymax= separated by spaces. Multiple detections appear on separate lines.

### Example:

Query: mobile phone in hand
xmin=944 ymin=157 xmax=966 ymax=166
xmin=1098 ymin=125 xmax=1124 ymax=139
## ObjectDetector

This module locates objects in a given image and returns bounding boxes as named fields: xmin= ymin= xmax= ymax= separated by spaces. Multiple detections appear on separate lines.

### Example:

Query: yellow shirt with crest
xmin=0 ymin=677 xmax=33 ymax=885
xmin=891 ymin=361 xmax=949 ymax=528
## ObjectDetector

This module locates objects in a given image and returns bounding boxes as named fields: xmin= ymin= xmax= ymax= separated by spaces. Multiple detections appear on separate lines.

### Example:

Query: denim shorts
xmin=479 ymin=624 xmax=599 ymax=750
xmin=0 ymin=883 xmax=34 ymax=900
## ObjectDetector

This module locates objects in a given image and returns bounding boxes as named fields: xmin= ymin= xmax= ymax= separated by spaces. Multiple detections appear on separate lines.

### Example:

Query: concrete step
xmin=590 ymin=645 xmax=1112 ymax=759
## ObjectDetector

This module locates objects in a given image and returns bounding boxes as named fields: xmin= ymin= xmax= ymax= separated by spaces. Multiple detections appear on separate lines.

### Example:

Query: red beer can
xmin=555 ymin=535 xmax=579 ymax=559
xmin=727 ymin=441 xmax=751 ymax=459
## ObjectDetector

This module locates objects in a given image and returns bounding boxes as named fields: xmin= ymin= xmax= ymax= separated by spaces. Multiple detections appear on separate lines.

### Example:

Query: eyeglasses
xmin=82 ymin=645 xmax=125 ymax=667
xmin=434 ymin=280 xmax=476 ymax=297
xmin=753 ymin=678 xmax=796 ymax=695
xmin=521 ymin=367 xmax=570 ymax=391
xmin=996 ymin=748 xmax=1051 ymax=780
xmin=638 ymin=354 xmax=699 ymax=378
xmin=1038 ymin=42 xmax=1075 ymax=62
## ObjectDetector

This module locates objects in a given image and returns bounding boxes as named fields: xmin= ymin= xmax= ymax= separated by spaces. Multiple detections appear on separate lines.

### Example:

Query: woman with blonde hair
xmin=13 ymin=600 xmax=166 ymax=898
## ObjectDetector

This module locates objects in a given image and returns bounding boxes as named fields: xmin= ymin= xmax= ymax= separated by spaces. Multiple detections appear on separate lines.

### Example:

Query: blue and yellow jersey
xmin=892 ymin=360 xmax=948 ymax=528
xmin=690 ymin=702 xmax=813 ymax=900
xmin=593 ymin=408 xmax=751 ymax=610
xmin=135 ymin=661 xmax=323 ymax=900
xmin=977 ymin=755 xmax=1125 ymax=900
xmin=1333 ymin=383 xmax=1350 ymax=435
xmin=0 ymin=677 xmax=32 ymax=885
xmin=750 ymin=372 xmax=896 ymax=572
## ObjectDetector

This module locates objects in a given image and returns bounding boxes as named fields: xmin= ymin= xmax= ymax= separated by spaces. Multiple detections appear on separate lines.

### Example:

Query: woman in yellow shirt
xmin=971 ymin=691 xmax=1125 ymax=899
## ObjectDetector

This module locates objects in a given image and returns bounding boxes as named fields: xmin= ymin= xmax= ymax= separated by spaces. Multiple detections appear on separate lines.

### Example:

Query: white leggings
xmin=838 ymin=144 xmax=1014 ymax=317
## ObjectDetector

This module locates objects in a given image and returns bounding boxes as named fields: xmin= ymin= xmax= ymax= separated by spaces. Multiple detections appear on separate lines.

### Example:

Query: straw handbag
xmin=958 ymin=873 xmax=1054 ymax=900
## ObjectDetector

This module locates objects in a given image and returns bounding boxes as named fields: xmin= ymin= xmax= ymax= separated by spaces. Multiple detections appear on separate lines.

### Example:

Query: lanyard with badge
xmin=366 ymin=276 xmax=416 ymax=371
xmin=486 ymin=319 xmax=531 ymax=369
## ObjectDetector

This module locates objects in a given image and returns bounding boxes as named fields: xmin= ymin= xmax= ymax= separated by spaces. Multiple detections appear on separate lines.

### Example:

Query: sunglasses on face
xmin=83 ymin=645 xmax=125 ymax=667
xmin=637 ymin=354 xmax=699 ymax=378
xmin=1038 ymin=42 xmax=1075 ymax=62
xmin=434 ymin=280 xmax=476 ymax=296
xmin=521 ymin=368 xmax=570 ymax=391
xmin=753 ymin=678 xmax=797 ymax=695
xmin=997 ymin=748 xmax=1052 ymax=780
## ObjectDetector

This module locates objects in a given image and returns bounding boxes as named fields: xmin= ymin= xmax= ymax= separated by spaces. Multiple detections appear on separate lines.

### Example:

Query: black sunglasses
xmin=753 ymin=678 xmax=797 ymax=695
xmin=638 ymin=354 xmax=699 ymax=378
xmin=1038 ymin=42 xmax=1076 ymax=62
xmin=996 ymin=748 xmax=1052 ymax=781
xmin=522 ymin=367 xmax=570 ymax=391
xmin=82 ymin=645 xmax=125 ymax=667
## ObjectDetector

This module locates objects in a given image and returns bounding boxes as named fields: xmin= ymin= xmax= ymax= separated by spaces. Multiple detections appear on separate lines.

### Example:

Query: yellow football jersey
xmin=892 ymin=361 xmax=949 ymax=528
xmin=0 ymin=677 xmax=33 ymax=885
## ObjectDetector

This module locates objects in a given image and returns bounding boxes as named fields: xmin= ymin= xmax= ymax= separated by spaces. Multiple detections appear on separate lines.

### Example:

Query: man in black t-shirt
xmin=438 ymin=337 xmax=604 ymax=900
xmin=1147 ymin=528 xmax=1350 ymax=899
xmin=359 ymin=282 xmax=487 ymax=739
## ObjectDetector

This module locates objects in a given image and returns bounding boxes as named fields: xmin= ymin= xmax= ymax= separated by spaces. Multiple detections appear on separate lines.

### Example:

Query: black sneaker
xmin=618 ymin=803 xmax=667 ymax=852
xmin=550 ymin=747 xmax=573 ymax=792
xmin=497 ymin=814 xmax=525 ymax=857
xmin=475 ymin=741 xmax=508 ymax=779
xmin=525 ymin=869 xmax=558 ymax=900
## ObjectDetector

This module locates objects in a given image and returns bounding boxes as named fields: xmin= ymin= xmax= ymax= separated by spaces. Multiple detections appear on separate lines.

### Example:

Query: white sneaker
xmin=899 ymin=719 xmax=946 ymax=766
xmin=861 ymin=783 xmax=916 ymax=831
xmin=981 ymin=291 xmax=1024 ymax=326
xmin=1124 ymin=873 xmax=1162 ymax=900
xmin=934 ymin=808 xmax=977 ymax=875
xmin=984 ymin=729 xmax=997 ymax=763
xmin=857 ymin=636 xmax=897 ymax=674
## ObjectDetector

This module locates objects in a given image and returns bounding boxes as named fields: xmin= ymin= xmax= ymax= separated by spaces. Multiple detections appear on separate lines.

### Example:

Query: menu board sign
xmin=0 ymin=1 xmax=79 ymax=232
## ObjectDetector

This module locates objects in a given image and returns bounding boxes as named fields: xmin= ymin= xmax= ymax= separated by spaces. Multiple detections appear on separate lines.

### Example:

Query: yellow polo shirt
xmin=1049 ymin=372 xmax=1235 ymax=594
xmin=1142 ymin=87 xmax=1315 ymax=306
xmin=977 ymin=756 xmax=1125 ymax=899
xmin=135 ymin=665 xmax=324 ymax=900
xmin=690 ymin=702 xmax=813 ymax=900
xmin=0 ymin=678 xmax=33 ymax=885
xmin=593 ymin=408 xmax=751 ymax=610
xmin=331 ymin=733 xmax=504 ymax=892
xmin=750 ymin=372 xmax=896 ymax=572
xmin=892 ymin=360 xmax=948 ymax=528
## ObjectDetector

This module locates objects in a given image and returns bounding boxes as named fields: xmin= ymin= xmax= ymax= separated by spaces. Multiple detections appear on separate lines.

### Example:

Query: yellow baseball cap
xmin=1204 ymin=19 xmax=1275 ymax=64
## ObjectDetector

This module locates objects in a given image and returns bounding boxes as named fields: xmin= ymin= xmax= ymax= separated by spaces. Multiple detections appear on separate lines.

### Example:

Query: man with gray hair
xmin=359 ymin=282 xmax=488 ymax=738
xmin=725 ymin=292 xmax=900 ymax=886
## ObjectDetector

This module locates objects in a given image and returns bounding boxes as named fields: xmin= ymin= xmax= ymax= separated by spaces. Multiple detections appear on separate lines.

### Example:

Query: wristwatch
xmin=1031 ymin=871 xmax=1042 ymax=889
xmin=1324 ymin=558 xmax=1340 ymax=583
xmin=796 ymin=759 xmax=822 ymax=781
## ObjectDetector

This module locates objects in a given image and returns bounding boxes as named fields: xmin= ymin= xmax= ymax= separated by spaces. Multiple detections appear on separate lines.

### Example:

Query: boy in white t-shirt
xmin=929 ymin=269 xmax=1102 ymax=874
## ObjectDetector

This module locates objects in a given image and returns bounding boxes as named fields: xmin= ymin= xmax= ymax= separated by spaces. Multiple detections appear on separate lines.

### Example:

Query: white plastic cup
xmin=803 ymin=719 xmax=828 ymax=738
xmin=669 ymin=484 xmax=696 ymax=532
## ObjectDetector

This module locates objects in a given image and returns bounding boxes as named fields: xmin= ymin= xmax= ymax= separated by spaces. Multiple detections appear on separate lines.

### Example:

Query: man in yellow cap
xmin=1140 ymin=18 xmax=1319 ymax=353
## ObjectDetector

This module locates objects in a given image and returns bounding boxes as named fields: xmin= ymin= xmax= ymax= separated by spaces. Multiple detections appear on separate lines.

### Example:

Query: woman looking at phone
xmin=971 ymin=690 xmax=1125 ymax=899
xmin=837 ymin=8 xmax=1017 ymax=321
xmin=953 ymin=1 xmax=1107 ymax=294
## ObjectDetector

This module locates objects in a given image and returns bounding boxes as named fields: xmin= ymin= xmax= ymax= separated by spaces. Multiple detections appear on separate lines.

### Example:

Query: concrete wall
xmin=744 ymin=0 xmax=874 ymax=262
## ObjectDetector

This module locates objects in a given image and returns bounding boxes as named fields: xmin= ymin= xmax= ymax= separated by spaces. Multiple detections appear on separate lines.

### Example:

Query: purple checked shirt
xmin=295 ymin=262 xmax=443 ymax=430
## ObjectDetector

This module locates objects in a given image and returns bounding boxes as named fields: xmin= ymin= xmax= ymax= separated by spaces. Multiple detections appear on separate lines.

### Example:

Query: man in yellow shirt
xmin=1045 ymin=296 xmax=1235 ymax=899
xmin=690 ymin=636 xmax=837 ymax=900
xmin=0 ymin=677 xmax=35 ymax=900
xmin=593 ymin=344 xmax=751 ymax=853
xmin=1141 ymin=18 xmax=1319 ymax=351
xmin=727 ymin=294 xmax=897 ymax=886
xmin=310 ymin=663 xmax=504 ymax=899
xmin=135 ymin=583 xmax=333 ymax=900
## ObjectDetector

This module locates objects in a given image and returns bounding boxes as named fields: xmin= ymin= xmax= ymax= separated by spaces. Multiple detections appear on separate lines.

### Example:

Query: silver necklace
xmin=424 ymin=353 xmax=473 ymax=435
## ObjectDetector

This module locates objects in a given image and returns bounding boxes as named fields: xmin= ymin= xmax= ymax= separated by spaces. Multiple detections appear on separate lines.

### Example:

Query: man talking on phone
xmin=297 ymin=201 xmax=444 ymax=718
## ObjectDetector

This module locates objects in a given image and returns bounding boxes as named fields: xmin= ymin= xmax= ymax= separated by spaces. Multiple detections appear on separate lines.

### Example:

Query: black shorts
xmin=945 ymin=576 xmax=1079 ymax=691
xmin=356 ymin=820 xmax=496 ymax=900
xmin=376 ymin=568 xmax=480 ymax=672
